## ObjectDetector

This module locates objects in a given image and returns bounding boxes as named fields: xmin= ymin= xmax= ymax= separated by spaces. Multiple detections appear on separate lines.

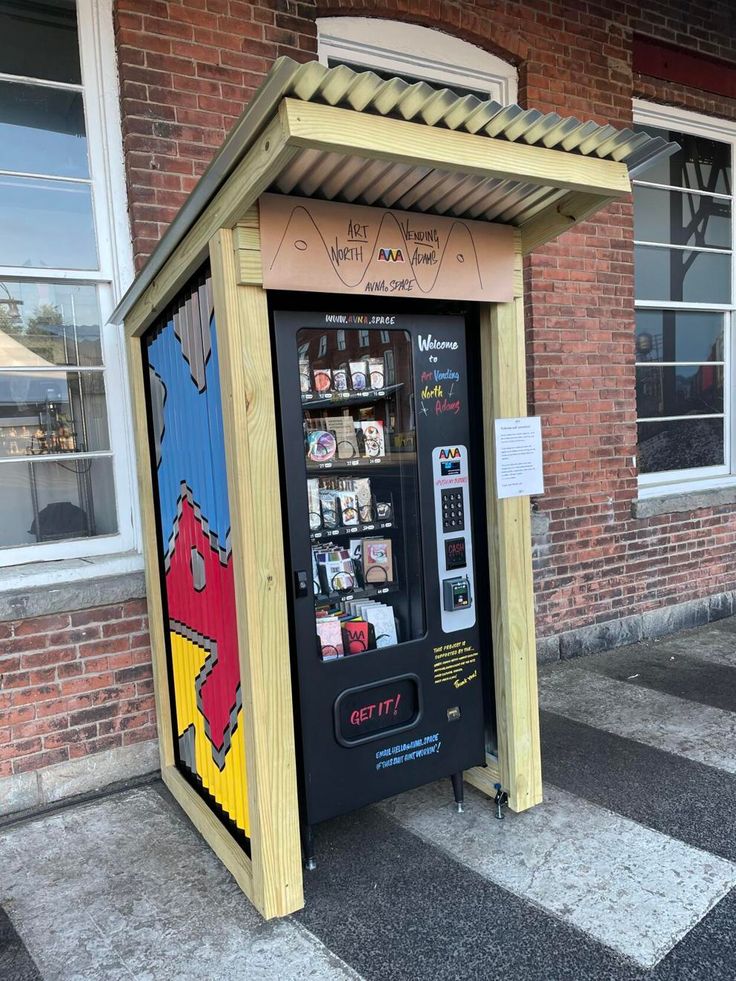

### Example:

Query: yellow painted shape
xmin=170 ymin=630 xmax=250 ymax=836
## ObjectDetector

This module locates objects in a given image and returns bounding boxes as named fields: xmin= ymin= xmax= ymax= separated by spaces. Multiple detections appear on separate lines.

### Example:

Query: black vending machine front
xmin=273 ymin=308 xmax=487 ymax=837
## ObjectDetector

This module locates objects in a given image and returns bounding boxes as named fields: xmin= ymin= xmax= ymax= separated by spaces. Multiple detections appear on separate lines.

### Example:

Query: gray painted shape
xmin=148 ymin=366 xmax=167 ymax=468
xmin=178 ymin=725 xmax=197 ymax=773
xmin=190 ymin=547 xmax=206 ymax=591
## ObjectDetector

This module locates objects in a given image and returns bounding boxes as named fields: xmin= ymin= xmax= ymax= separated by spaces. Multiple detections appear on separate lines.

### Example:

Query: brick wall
xmin=112 ymin=0 xmax=736 ymax=646
xmin=0 ymin=601 xmax=155 ymax=780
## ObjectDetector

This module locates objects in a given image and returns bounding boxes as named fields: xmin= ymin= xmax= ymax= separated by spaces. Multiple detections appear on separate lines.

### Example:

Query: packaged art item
xmin=363 ymin=537 xmax=393 ymax=583
xmin=341 ymin=618 xmax=370 ymax=654
xmin=349 ymin=360 xmax=368 ymax=391
xmin=307 ymin=478 xmax=321 ymax=531
xmin=324 ymin=414 xmax=359 ymax=459
xmin=299 ymin=359 xmax=311 ymax=394
xmin=357 ymin=420 xmax=385 ymax=458
xmin=368 ymin=356 xmax=385 ymax=390
xmin=318 ymin=489 xmax=340 ymax=530
xmin=306 ymin=429 xmax=336 ymax=462
xmin=360 ymin=602 xmax=398 ymax=648
xmin=313 ymin=367 xmax=332 ymax=393
xmin=337 ymin=491 xmax=359 ymax=526
xmin=333 ymin=366 xmax=349 ymax=392
xmin=316 ymin=615 xmax=343 ymax=659
xmin=353 ymin=477 xmax=373 ymax=523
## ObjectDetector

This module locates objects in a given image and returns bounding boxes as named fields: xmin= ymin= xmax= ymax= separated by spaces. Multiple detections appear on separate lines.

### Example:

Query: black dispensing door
xmin=273 ymin=309 xmax=487 ymax=828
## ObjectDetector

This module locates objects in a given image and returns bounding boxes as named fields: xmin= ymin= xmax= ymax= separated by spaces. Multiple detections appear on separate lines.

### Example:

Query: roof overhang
xmin=113 ymin=57 xmax=677 ymax=328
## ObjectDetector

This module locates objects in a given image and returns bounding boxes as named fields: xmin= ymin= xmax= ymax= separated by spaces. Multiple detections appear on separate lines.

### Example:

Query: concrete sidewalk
xmin=2 ymin=618 xmax=735 ymax=980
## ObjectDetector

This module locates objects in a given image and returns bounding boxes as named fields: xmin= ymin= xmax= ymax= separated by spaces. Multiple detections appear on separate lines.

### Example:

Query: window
xmin=0 ymin=0 xmax=136 ymax=566
xmin=317 ymin=18 xmax=518 ymax=104
xmin=633 ymin=103 xmax=736 ymax=495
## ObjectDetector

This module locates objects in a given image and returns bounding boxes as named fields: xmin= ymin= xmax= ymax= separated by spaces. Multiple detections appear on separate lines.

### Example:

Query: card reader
xmin=442 ymin=575 xmax=472 ymax=612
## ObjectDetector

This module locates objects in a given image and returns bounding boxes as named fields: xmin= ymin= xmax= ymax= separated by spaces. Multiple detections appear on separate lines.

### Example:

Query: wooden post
xmin=465 ymin=286 xmax=543 ymax=813
xmin=209 ymin=225 xmax=303 ymax=918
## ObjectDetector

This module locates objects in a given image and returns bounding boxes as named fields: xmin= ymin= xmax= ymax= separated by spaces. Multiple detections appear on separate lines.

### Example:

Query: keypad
xmin=441 ymin=488 xmax=465 ymax=532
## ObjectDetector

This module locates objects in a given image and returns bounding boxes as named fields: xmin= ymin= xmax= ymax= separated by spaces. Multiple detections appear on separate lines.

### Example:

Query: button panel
xmin=441 ymin=488 xmax=465 ymax=532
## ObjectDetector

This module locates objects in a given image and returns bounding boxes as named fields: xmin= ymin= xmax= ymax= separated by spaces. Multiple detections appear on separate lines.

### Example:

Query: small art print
xmin=259 ymin=194 xmax=515 ymax=302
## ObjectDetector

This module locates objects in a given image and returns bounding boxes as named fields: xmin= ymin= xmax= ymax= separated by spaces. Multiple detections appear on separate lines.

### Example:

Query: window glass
xmin=0 ymin=175 xmax=97 ymax=269
xmin=0 ymin=280 xmax=102 ymax=366
xmin=0 ymin=370 xmax=109 ymax=457
xmin=0 ymin=456 xmax=117 ymax=547
xmin=635 ymin=125 xmax=732 ymax=194
xmin=0 ymin=0 xmax=81 ymax=85
xmin=633 ymin=186 xmax=730 ymax=249
xmin=634 ymin=246 xmax=730 ymax=304
xmin=638 ymin=419 xmax=724 ymax=474
xmin=0 ymin=81 xmax=88 ymax=178
xmin=635 ymin=365 xmax=723 ymax=418
xmin=635 ymin=311 xmax=723 ymax=364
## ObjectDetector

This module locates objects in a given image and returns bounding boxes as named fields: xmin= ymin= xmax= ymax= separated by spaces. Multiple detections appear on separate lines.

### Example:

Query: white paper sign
xmin=494 ymin=417 xmax=544 ymax=499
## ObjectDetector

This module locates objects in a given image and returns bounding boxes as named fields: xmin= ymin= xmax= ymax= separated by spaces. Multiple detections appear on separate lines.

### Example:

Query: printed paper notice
xmin=494 ymin=417 xmax=544 ymax=498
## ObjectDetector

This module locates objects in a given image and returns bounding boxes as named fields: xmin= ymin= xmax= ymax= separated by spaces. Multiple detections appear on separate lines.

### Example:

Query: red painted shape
xmin=166 ymin=495 xmax=239 ymax=753
xmin=633 ymin=35 xmax=736 ymax=101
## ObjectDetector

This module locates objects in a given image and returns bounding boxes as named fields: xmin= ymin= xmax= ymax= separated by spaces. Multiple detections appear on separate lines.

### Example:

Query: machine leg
xmin=450 ymin=771 xmax=464 ymax=813
xmin=302 ymin=824 xmax=317 ymax=871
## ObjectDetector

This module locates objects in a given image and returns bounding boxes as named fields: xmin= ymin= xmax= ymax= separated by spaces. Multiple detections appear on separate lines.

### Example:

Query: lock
xmin=294 ymin=569 xmax=309 ymax=598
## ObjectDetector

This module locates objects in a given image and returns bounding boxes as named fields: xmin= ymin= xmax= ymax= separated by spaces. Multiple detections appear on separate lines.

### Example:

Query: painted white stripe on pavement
xmin=539 ymin=664 xmax=736 ymax=774
xmin=659 ymin=628 xmax=736 ymax=668
xmin=379 ymin=781 xmax=736 ymax=969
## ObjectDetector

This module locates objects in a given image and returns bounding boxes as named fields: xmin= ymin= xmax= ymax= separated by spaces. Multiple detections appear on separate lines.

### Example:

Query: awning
xmin=112 ymin=57 xmax=677 ymax=326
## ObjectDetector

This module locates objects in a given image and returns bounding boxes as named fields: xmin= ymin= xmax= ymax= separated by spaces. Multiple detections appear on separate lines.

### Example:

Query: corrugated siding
xmin=144 ymin=269 xmax=250 ymax=842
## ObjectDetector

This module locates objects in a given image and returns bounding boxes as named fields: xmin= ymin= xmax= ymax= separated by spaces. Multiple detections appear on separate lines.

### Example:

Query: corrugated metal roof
xmin=112 ymin=57 xmax=677 ymax=324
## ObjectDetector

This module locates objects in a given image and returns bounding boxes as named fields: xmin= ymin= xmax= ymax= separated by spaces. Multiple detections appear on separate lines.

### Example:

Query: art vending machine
xmin=273 ymin=309 xmax=489 ymax=862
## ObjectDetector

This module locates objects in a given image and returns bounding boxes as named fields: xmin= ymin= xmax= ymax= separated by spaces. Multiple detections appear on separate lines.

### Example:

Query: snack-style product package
xmin=360 ymin=602 xmax=398 ymax=648
xmin=299 ymin=359 xmax=311 ymax=394
xmin=332 ymin=366 xmax=349 ymax=392
xmin=318 ymin=489 xmax=340 ymax=530
xmin=337 ymin=491 xmax=359 ymax=526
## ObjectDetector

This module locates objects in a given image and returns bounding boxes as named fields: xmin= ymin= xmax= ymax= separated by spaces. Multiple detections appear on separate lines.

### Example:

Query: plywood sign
xmin=259 ymin=194 xmax=515 ymax=302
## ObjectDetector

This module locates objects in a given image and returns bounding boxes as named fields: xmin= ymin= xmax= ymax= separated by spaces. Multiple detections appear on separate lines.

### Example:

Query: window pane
xmin=636 ymin=364 xmax=723 ymax=418
xmin=635 ymin=310 xmax=724 ymax=363
xmin=0 ymin=0 xmax=80 ymax=85
xmin=0 ymin=280 xmax=101 ymax=366
xmin=0 ymin=456 xmax=117 ymax=546
xmin=634 ymin=245 xmax=730 ymax=303
xmin=0 ymin=81 xmax=88 ymax=178
xmin=0 ymin=370 xmax=109 ymax=456
xmin=638 ymin=418 xmax=724 ymax=473
xmin=635 ymin=126 xmax=731 ymax=195
xmin=633 ymin=186 xmax=730 ymax=249
xmin=0 ymin=175 xmax=97 ymax=269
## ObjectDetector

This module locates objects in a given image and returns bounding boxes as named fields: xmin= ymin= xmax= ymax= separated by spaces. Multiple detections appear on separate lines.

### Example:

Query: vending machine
xmin=273 ymin=307 xmax=489 ymax=862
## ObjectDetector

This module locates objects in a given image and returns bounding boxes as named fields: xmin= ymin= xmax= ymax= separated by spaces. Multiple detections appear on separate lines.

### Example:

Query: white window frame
xmin=0 ymin=0 xmax=138 ymax=570
xmin=317 ymin=17 xmax=518 ymax=105
xmin=633 ymin=100 xmax=736 ymax=499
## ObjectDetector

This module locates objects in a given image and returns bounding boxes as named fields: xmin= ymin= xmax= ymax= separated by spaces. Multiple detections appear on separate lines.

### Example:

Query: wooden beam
xmin=126 ymin=113 xmax=297 ymax=338
xmin=466 ymin=299 xmax=543 ymax=813
xmin=125 ymin=333 xmax=174 ymax=772
xmin=520 ymin=190 xmax=618 ymax=254
xmin=209 ymin=227 xmax=303 ymax=919
xmin=280 ymin=98 xmax=632 ymax=199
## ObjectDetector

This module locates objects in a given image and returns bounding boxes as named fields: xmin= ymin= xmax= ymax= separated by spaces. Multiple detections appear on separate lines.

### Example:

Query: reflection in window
xmin=634 ymin=120 xmax=733 ymax=480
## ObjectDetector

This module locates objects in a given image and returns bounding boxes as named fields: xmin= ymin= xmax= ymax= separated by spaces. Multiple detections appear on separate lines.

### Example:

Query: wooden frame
xmin=120 ymin=83 xmax=638 ymax=915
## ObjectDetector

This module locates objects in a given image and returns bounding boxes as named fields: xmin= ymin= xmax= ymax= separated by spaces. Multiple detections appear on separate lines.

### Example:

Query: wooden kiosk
xmin=112 ymin=58 xmax=674 ymax=920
